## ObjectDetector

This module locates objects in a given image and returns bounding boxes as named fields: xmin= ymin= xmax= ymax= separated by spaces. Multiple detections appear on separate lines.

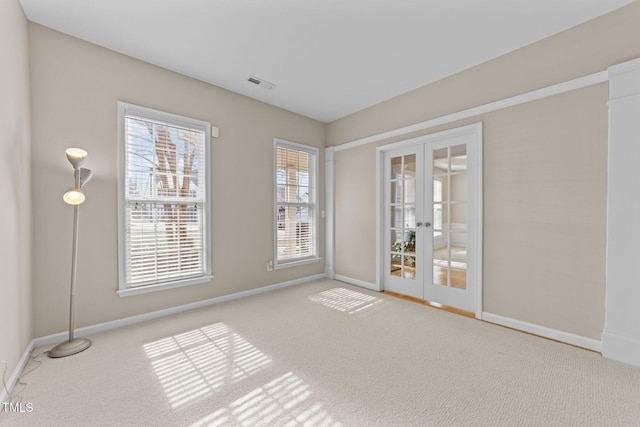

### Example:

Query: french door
xmin=382 ymin=124 xmax=482 ymax=315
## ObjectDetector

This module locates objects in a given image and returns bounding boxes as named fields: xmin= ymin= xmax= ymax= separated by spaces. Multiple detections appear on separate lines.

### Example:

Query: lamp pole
xmin=49 ymin=148 xmax=92 ymax=358
xmin=68 ymin=168 xmax=81 ymax=343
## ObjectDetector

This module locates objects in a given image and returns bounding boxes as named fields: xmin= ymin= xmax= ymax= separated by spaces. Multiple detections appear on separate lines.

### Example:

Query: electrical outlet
xmin=266 ymin=260 xmax=274 ymax=272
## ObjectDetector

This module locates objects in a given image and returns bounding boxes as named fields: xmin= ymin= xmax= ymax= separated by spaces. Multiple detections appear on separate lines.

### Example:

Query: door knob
xmin=425 ymin=222 xmax=431 ymax=228
xmin=416 ymin=222 xmax=423 ymax=227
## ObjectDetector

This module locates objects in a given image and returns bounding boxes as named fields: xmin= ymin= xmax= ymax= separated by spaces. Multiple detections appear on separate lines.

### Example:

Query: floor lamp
xmin=49 ymin=148 xmax=93 ymax=358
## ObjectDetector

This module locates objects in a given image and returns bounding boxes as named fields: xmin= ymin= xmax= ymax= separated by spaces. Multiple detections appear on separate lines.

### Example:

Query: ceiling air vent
xmin=248 ymin=75 xmax=276 ymax=90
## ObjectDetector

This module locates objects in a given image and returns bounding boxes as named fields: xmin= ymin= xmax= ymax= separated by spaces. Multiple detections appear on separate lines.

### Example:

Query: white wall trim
xmin=375 ymin=144 xmax=384 ymax=291
xmin=324 ymin=146 xmax=335 ymax=279
xmin=333 ymin=70 xmax=608 ymax=152
xmin=0 ymin=341 xmax=35 ymax=404
xmin=470 ymin=124 xmax=483 ymax=319
xmin=34 ymin=274 xmax=325 ymax=348
xmin=335 ymin=274 xmax=379 ymax=291
xmin=482 ymin=312 xmax=602 ymax=353
xmin=603 ymin=57 xmax=640 ymax=368
xmin=602 ymin=330 xmax=640 ymax=367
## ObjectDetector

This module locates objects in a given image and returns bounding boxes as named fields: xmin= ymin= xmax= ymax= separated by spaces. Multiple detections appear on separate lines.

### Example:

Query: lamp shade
xmin=63 ymin=188 xmax=85 ymax=205
xmin=66 ymin=148 xmax=88 ymax=169
xmin=79 ymin=168 xmax=94 ymax=188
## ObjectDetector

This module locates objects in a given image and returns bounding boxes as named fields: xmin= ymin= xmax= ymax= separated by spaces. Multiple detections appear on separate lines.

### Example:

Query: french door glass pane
xmin=391 ymin=254 xmax=402 ymax=277
xmin=391 ymin=156 xmax=402 ymax=178
xmin=450 ymin=232 xmax=467 ymax=290
xmin=404 ymin=256 xmax=416 ymax=279
xmin=451 ymin=144 xmax=467 ymax=170
xmin=404 ymin=154 xmax=416 ymax=178
xmin=433 ymin=147 xmax=447 ymax=162
xmin=404 ymin=179 xmax=416 ymax=203
xmin=390 ymin=206 xmax=402 ymax=228
xmin=391 ymin=180 xmax=402 ymax=204
xmin=390 ymin=230 xmax=402 ymax=252
xmin=404 ymin=206 xmax=416 ymax=228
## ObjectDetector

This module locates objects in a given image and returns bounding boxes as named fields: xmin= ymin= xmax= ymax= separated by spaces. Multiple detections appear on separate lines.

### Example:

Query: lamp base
xmin=48 ymin=338 xmax=92 ymax=358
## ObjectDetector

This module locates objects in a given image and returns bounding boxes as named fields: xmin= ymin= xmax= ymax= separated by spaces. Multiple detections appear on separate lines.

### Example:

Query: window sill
xmin=117 ymin=275 xmax=213 ymax=297
xmin=274 ymin=257 xmax=321 ymax=270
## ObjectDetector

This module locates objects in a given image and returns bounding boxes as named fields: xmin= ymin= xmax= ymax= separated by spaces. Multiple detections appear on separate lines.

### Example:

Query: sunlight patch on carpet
xmin=189 ymin=371 xmax=340 ymax=427
xmin=309 ymin=287 xmax=383 ymax=314
xmin=143 ymin=323 xmax=271 ymax=408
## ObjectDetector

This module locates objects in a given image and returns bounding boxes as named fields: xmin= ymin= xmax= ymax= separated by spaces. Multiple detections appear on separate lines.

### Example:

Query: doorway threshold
xmin=382 ymin=290 xmax=475 ymax=319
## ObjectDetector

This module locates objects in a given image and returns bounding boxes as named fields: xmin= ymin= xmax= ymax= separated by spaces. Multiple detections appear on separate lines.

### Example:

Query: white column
xmin=603 ymin=58 xmax=640 ymax=367
xmin=324 ymin=146 xmax=335 ymax=279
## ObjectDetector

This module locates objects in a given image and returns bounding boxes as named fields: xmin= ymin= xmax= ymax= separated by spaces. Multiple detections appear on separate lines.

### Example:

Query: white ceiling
xmin=20 ymin=0 xmax=636 ymax=123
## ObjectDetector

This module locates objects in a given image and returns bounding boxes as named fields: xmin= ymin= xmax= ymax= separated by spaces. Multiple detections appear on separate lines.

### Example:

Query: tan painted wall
xmin=328 ymin=2 xmax=640 ymax=340
xmin=29 ymin=23 xmax=325 ymax=337
xmin=0 ymin=0 xmax=32 ymax=379
xmin=482 ymin=85 xmax=607 ymax=339
xmin=334 ymin=144 xmax=377 ymax=282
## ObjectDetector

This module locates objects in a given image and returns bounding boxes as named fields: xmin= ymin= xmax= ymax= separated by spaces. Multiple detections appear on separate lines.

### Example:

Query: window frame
xmin=273 ymin=138 xmax=320 ymax=269
xmin=116 ymin=101 xmax=212 ymax=297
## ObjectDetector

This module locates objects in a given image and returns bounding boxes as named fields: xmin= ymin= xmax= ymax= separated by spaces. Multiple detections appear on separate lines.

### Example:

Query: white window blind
xmin=117 ymin=102 xmax=211 ymax=295
xmin=274 ymin=140 xmax=318 ymax=267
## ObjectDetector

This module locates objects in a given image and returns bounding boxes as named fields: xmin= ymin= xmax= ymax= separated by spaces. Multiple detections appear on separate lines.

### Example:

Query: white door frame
xmin=376 ymin=122 xmax=483 ymax=318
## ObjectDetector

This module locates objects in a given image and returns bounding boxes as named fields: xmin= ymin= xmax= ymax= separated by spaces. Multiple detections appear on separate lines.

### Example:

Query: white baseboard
xmin=482 ymin=312 xmax=602 ymax=353
xmin=602 ymin=329 xmax=640 ymax=368
xmin=1 ymin=274 xmax=323 ymax=402
xmin=334 ymin=274 xmax=380 ymax=291
xmin=0 ymin=341 xmax=34 ymax=404
xmin=34 ymin=274 xmax=326 ymax=348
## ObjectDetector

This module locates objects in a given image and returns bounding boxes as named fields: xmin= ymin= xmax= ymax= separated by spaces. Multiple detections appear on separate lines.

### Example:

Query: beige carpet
xmin=2 ymin=279 xmax=640 ymax=426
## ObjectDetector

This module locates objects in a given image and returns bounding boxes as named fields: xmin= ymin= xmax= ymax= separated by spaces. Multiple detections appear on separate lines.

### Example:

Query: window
xmin=274 ymin=139 xmax=319 ymax=268
xmin=117 ymin=102 xmax=211 ymax=296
